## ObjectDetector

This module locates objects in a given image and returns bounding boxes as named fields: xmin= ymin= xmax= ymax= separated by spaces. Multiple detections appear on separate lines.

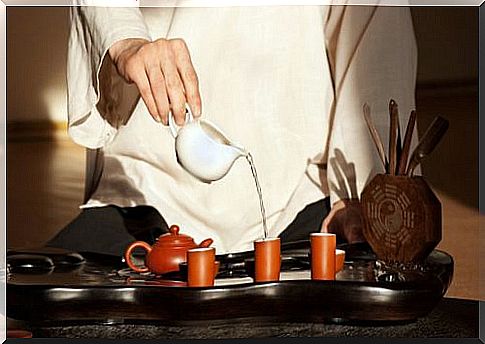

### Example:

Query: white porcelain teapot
xmin=168 ymin=105 xmax=248 ymax=183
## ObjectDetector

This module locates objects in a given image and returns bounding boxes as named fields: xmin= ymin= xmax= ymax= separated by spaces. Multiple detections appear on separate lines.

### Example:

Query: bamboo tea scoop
xmin=363 ymin=103 xmax=388 ymax=171
xmin=397 ymin=110 xmax=417 ymax=175
xmin=388 ymin=100 xmax=400 ymax=176
xmin=406 ymin=115 xmax=449 ymax=176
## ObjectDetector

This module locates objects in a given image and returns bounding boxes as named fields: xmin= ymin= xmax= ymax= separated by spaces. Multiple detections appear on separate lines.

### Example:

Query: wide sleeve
xmin=323 ymin=5 xmax=418 ymax=206
xmin=67 ymin=0 xmax=152 ymax=149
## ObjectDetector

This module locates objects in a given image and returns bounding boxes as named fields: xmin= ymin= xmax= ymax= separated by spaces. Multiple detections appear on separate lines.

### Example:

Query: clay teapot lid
xmin=156 ymin=225 xmax=197 ymax=248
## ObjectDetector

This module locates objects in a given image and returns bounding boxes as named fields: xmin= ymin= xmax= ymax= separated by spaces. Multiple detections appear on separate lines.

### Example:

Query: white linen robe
xmin=67 ymin=3 xmax=418 ymax=253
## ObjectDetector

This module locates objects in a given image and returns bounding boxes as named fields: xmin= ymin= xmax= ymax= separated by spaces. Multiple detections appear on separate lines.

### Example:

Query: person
xmin=48 ymin=1 xmax=418 ymax=256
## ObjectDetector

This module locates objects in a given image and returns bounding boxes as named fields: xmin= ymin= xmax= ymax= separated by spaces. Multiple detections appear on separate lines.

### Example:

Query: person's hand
xmin=108 ymin=38 xmax=201 ymax=125
xmin=321 ymin=199 xmax=366 ymax=244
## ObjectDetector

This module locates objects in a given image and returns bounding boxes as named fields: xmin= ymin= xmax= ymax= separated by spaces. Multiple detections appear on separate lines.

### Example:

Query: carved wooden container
xmin=361 ymin=174 xmax=441 ymax=263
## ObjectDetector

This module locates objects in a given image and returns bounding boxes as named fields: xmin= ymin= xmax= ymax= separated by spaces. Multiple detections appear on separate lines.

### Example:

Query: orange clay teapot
xmin=124 ymin=224 xmax=213 ymax=275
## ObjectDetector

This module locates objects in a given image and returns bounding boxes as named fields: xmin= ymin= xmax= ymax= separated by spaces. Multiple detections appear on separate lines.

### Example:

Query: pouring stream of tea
xmin=246 ymin=153 xmax=268 ymax=239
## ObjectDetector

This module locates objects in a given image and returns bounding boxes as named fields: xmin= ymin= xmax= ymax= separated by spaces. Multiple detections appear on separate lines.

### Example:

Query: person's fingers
xmin=115 ymin=38 xmax=201 ymax=126
xmin=171 ymin=39 xmax=201 ymax=117
xmin=146 ymin=63 xmax=170 ymax=125
xmin=159 ymin=47 xmax=186 ymax=126
xmin=131 ymin=68 xmax=159 ymax=122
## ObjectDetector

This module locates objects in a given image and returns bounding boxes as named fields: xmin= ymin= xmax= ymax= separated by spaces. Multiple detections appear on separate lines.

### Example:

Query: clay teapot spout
xmin=198 ymin=238 xmax=213 ymax=248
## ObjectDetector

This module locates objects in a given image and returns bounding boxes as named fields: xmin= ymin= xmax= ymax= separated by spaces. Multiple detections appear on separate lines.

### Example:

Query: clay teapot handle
xmin=124 ymin=241 xmax=152 ymax=273
xmin=198 ymin=238 xmax=213 ymax=248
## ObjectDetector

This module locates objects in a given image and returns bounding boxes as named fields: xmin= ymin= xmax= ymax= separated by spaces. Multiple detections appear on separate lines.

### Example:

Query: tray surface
xmin=7 ymin=242 xmax=453 ymax=325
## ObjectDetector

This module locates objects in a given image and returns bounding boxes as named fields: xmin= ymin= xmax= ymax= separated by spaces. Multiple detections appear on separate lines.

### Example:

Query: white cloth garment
xmin=67 ymin=3 xmax=418 ymax=254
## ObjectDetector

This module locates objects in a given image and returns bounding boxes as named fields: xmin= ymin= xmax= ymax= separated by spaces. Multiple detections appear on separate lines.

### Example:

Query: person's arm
xmin=67 ymin=1 xmax=151 ymax=148
xmin=67 ymin=1 xmax=201 ymax=149
xmin=320 ymin=6 xmax=418 ymax=242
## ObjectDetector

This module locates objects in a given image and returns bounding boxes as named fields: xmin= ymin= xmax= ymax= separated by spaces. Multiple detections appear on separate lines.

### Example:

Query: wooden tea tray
xmin=6 ymin=242 xmax=453 ymax=326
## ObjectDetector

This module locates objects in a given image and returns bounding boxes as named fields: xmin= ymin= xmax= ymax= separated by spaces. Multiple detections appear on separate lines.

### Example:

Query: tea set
xmin=124 ymin=223 xmax=346 ymax=286
xmin=123 ymin=99 xmax=448 ymax=285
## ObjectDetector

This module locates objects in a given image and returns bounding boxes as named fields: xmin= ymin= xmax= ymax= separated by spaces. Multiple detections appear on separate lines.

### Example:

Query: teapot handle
xmin=124 ymin=241 xmax=152 ymax=273
xmin=168 ymin=104 xmax=194 ymax=138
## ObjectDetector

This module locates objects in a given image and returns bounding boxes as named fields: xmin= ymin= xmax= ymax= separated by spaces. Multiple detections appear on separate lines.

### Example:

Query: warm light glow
xmin=42 ymin=85 xmax=68 ymax=123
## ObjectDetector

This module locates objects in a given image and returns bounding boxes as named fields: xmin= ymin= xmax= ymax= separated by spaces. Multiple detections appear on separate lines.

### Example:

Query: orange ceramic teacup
xmin=187 ymin=247 xmax=216 ymax=287
xmin=254 ymin=237 xmax=281 ymax=282
xmin=310 ymin=233 xmax=336 ymax=280
xmin=335 ymin=249 xmax=345 ymax=273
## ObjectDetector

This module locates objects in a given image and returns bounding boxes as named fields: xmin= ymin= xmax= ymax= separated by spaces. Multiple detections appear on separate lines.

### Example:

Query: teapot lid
xmin=156 ymin=225 xmax=196 ymax=248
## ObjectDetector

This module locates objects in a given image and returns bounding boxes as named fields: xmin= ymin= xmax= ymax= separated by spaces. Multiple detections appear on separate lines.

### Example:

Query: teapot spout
xmin=198 ymin=238 xmax=214 ymax=248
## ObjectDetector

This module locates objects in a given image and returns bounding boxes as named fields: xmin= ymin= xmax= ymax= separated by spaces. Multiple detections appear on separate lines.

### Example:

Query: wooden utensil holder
xmin=361 ymin=174 xmax=441 ymax=263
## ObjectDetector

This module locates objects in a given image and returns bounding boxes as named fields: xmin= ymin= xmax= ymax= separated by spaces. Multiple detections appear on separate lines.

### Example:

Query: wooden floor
xmin=6 ymin=89 xmax=482 ymax=301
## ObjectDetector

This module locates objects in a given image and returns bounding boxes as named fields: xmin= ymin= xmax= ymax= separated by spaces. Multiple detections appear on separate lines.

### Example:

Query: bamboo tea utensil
xmin=397 ymin=110 xmax=417 ymax=175
xmin=406 ymin=115 xmax=449 ymax=177
xmin=361 ymin=100 xmax=448 ymax=263
xmin=363 ymin=103 xmax=388 ymax=171
xmin=388 ymin=100 xmax=400 ymax=175
xmin=396 ymin=112 xmax=402 ymax=174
